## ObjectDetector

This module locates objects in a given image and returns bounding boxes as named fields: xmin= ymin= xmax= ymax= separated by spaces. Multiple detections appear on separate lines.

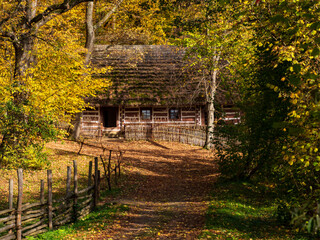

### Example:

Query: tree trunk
xmin=71 ymin=112 xmax=83 ymax=140
xmin=13 ymin=37 xmax=35 ymax=79
xmin=204 ymin=68 xmax=218 ymax=149
xmin=0 ymin=36 xmax=35 ymax=154
xmin=71 ymin=0 xmax=124 ymax=140
xmin=84 ymin=1 xmax=94 ymax=65
xmin=0 ymin=1 xmax=37 ymax=159
xmin=204 ymin=100 xmax=215 ymax=149
xmin=71 ymin=2 xmax=94 ymax=140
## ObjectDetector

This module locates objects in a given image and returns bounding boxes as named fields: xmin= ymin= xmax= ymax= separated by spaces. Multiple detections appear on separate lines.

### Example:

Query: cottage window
xmin=141 ymin=108 xmax=152 ymax=120
xmin=169 ymin=108 xmax=179 ymax=120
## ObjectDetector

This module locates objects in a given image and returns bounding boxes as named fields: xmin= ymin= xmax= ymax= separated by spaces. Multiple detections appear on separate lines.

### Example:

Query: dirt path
xmin=52 ymin=139 xmax=219 ymax=239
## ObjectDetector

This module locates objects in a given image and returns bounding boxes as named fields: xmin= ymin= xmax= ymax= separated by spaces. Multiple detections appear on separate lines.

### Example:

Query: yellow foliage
xmin=0 ymin=5 xmax=111 ymax=127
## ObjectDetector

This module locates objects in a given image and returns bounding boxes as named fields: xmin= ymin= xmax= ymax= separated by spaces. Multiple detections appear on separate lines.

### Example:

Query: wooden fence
xmin=125 ymin=124 xmax=206 ymax=147
xmin=0 ymin=150 xmax=122 ymax=240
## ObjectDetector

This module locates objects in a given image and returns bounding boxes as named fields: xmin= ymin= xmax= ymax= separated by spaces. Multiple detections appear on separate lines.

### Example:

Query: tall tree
xmin=0 ymin=0 xmax=110 ymax=168
xmin=71 ymin=0 xmax=125 ymax=140
xmin=178 ymin=0 xmax=254 ymax=148
xmin=214 ymin=0 xmax=320 ymax=233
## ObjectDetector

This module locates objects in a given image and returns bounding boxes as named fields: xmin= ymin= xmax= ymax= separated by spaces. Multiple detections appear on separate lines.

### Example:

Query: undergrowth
xmin=26 ymin=203 xmax=129 ymax=240
xmin=201 ymin=181 xmax=315 ymax=240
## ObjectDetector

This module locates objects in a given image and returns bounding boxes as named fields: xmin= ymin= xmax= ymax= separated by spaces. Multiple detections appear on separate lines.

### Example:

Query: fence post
xmin=40 ymin=179 xmax=45 ymax=228
xmin=16 ymin=169 xmax=23 ymax=240
xmin=66 ymin=166 xmax=71 ymax=197
xmin=40 ymin=180 xmax=44 ymax=205
xmin=73 ymin=160 xmax=78 ymax=222
xmin=9 ymin=179 xmax=13 ymax=210
xmin=97 ymin=170 xmax=101 ymax=199
xmin=118 ymin=151 xmax=122 ymax=177
xmin=93 ymin=157 xmax=99 ymax=209
xmin=47 ymin=170 xmax=53 ymax=230
xmin=114 ymin=165 xmax=117 ymax=186
xmin=88 ymin=161 xmax=93 ymax=187
xmin=107 ymin=150 xmax=112 ymax=191
xmin=8 ymin=179 xmax=13 ymax=235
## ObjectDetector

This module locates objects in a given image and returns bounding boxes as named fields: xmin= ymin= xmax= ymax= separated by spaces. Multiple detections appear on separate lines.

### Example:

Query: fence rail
xmin=0 ymin=149 xmax=122 ymax=240
xmin=125 ymin=124 xmax=206 ymax=147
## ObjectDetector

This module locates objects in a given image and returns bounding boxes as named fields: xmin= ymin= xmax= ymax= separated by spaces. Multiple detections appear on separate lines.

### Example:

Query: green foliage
xmin=0 ymin=100 xmax=57 ymax=168
xmin=202 ymin=181 xmax=313 ymax=240
xmin=213 ymin=0 xmax=320 ymax=235
xmin=290 ymin=203 xmax=320 ymax=235
xmin=26 ymin=203 xmax=129 ymax=240
xmin=215 ymin=47 xmax=292 ymax=180
xmin=0 ymin=2 xmax=110 ymax=168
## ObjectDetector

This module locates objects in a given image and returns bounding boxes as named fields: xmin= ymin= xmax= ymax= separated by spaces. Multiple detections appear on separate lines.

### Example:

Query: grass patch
xmin=201 ymin=181 xmax=314 ymax=240
xmin=26 ymin=203 xmax=129 ymax=240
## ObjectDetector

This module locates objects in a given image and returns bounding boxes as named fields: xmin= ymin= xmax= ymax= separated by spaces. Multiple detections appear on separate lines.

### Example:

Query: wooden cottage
xmin=80 ymin=45 xmax=239 ymax=137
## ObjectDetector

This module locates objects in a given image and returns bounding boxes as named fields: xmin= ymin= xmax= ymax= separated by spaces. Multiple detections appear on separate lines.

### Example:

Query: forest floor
xmin=47 ymin=138 xmax=218 ymax=239
xmin=1 ymin=138 xmax=314 ymax=239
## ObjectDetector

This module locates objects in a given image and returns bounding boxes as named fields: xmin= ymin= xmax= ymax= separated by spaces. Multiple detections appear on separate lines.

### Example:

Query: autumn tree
xmin=0 ymin=0 xmax=109 ymax=168
xmin=212 ymin=0 xmax=320 ymax=233
xmin=251 ymin=0 xmax=320 ymax=232
xmin=177 ymin=0 xmax=254 ymax=148
xmin=71 ymin=0 xmax=125 ymax=140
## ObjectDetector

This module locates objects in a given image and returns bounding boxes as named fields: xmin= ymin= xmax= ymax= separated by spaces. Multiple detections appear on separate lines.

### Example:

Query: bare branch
xmin=84 ymin=1 xmax=94 ymax=65
xmin=94 ymin=0 xmax=125 ymax=31
xmin=26 ymin=0 xmax=37 ymax=22
xmin=0 ymin=32 xmax=17 ymax=42
xmin=30 ymin=0 xmax=93 ymax=28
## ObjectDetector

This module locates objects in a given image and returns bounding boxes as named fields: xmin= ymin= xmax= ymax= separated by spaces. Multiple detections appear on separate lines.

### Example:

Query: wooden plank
xmin=0 ymin=232 xmax=15 ymax=240
xmin=77 ymin=194 xmax=92 ymax=201
xmin=78 ymin=198 xmax=92 ymax=208
xmin=22 ymin=218 xmax=45 ymax=232
xmin=78 ymin=185 xmax=94 ymax=195
xmin=21 ymin=202 xmax=43 ymax=211
xmin=0 ymin=223 xmax=15 ymax=234
xmin=53 ymin=215 xmax=72 ymax=227
xmin=0 ymin=215 xmax=15 ymax=224
xmin=53 ymin=202 xmax=73 ymax=212
xmin=23 ymin=224 xmax=48 ymax=237
xmin=0 ymin=209 xmax=14 ymax=217
xmin=26 ymin=229 xmax=47 ymax=237
xmin=23 ymin=209 xmax=45 ymax=216
xmin=21 ymin=212 xmax=45 ymax=221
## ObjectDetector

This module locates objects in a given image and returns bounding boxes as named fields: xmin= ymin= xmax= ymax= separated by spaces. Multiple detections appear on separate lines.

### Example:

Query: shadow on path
xmin=75 ymin=139 xmax=218 ymax=239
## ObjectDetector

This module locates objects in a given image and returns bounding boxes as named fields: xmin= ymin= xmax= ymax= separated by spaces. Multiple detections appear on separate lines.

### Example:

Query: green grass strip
xmin=201 ymin=181 xmax=314 ymax=240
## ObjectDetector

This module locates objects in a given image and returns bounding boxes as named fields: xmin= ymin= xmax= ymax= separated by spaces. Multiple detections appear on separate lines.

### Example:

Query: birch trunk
xmin=204 ymin=65 xmax=218 ymax=149
xmin=71 ymin=0 xmax=124 ymax=140
xmin=205 ymin=99 xmax=215 ymax=149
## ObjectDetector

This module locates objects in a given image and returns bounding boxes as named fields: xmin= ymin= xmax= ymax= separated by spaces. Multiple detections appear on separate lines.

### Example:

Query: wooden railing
xmin=0 ymin=151 xmax=122 ymax=240
xmin=125 ymin=124 xmax=206 ymax=147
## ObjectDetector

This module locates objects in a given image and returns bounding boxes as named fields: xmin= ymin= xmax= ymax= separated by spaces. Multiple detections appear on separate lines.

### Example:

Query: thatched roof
xmin=89 ymin=45 xmax=235 ymax=106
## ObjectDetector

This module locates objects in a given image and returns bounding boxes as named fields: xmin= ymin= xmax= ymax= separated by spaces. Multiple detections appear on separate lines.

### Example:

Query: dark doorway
xmin=101 ymin=107 xmax=118 ymax=127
